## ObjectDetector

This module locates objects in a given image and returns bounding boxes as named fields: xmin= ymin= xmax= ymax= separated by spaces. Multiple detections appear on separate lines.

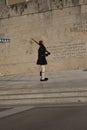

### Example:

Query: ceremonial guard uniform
xmin=37 ymin=40 xmax=50 ymax=81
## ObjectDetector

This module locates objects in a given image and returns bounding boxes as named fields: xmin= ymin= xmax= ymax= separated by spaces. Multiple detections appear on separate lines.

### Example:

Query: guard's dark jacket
xmin=37 ymin=44 xmax=48 ymax=65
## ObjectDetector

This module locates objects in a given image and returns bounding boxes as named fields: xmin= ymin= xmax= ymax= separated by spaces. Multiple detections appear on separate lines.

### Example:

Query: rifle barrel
xmin=32 ymin=39 xmax=39 ymax=45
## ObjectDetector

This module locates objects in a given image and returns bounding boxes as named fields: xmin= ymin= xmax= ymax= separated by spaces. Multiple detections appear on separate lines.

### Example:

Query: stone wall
xmin=0 ymin=0 xmax=6 ymax=7
xmin=0 ymin=0 xmax=87 ymax=75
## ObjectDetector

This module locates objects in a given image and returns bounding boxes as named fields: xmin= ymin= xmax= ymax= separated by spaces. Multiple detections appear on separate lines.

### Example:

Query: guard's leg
xmin=39 ymin=65 xmax=42 ymax=76
xmin=41 ymin=65 xmax=45 ymax=80
xmin=40 ymin=65 xmax=48 ymax=81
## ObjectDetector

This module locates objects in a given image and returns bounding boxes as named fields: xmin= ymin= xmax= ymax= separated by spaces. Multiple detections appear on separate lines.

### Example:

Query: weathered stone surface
xmin=0 ymin=0 xmax=87 ymax=75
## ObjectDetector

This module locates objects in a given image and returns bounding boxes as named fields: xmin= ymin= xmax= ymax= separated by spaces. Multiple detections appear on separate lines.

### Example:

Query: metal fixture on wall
xmin=0 ymin=38 xmax=10 ymax=43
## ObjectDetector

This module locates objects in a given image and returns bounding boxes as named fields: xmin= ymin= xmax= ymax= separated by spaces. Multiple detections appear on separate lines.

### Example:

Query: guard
xmin=36 ymin=40 xmax=50 ymax=81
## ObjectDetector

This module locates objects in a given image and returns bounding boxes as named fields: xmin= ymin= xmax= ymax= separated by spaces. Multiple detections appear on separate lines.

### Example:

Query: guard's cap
xmin=39 ymin=40 xmax=43 ymax=44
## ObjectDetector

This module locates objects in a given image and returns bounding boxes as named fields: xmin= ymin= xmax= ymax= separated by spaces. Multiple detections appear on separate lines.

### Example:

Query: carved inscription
xmin=70 ymin=21 xmax=87 ymax=32
xmin=51 ymin=0 xmax=80 ymax=9
xmin=0 ymin=0 xmax=87 ymax=18
xmin=38 ymin=0 xmax=50 ymax=12
xmin=48 ymin=42 xmax=87 ymax=59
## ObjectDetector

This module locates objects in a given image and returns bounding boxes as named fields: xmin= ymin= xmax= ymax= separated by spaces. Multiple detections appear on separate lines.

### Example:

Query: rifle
xmin=32 ymin=38 xmax=40 ymax=46
xmin=32 ymin=38 xmax=51 ymax=55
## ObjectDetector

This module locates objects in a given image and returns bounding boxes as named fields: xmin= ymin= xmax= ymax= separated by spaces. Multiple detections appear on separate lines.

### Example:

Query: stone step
xmin=0 ymin=97 xmax=87 ymax=106
xmin=0 ymin=92 xmax=86 ymax=106
xmin=0 ymin=86 xmax=87 ymax=95
xmin=0 ymin=91 xmax=87 ymax=100
xmin=0 ymin=84 xmax=87 ymax=106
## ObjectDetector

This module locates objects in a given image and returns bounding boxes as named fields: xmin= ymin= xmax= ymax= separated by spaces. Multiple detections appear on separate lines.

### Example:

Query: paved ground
xmin=0 ymin=69 xmax=87 ymax=117
xmin=0 ymin=69 xmax=87 ymax=85
xmin=0 ymin=104 xmax=87 ymax=130
xmin=0 ymin=108 xmax=11 ymax=112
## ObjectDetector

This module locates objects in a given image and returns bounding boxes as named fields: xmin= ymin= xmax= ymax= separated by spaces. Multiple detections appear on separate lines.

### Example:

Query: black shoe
xmin=40 ymin=78 xmax=48 ymax=81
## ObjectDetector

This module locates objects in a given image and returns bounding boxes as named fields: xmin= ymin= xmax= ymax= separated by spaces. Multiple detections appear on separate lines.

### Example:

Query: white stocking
xmin=41 ymin=65 xmax=45 ymax=80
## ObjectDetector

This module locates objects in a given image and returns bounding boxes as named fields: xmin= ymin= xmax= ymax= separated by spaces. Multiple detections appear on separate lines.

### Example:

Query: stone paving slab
xmin=0 ymin=106 xmax=34 ymax=118
xmin=0 ymin=69 xmax=87 ymax=84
